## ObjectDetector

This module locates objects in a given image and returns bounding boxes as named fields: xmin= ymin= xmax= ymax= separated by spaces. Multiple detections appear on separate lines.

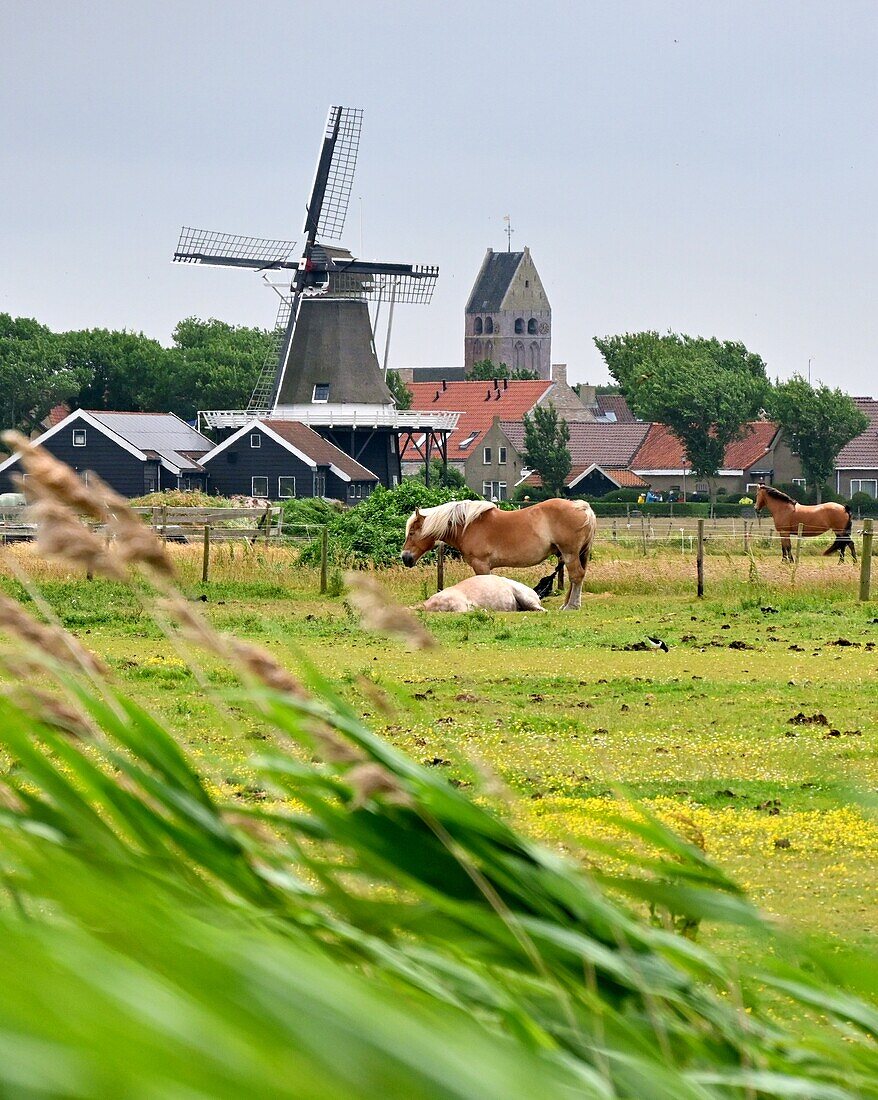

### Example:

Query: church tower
xmin=464 ymin=247 xmax=551 ymax=378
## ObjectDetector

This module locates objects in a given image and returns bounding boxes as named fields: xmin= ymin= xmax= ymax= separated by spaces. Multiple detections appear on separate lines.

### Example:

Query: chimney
xmin=551 ymin=363 xmax=568 ymax=386
xmin=442 ymin=379 xmax=447 ymax=390
xmin=485 ymin=389 xmax=491 ymax=401
xmin=493 ymin=378 xmax=499 ymax=390
xmin=433 ymin=390 xmax=440 ymax=402
xmin=494 ymin=390 xmax=500 ymax=400
xmin=503 ymin=378 xmax=508 ymax=390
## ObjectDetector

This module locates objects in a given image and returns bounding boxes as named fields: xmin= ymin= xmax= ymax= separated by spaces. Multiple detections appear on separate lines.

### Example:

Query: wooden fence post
xmin=794 ymin=521 xmax=804 ymax=565
xmin=201 ymin=525 xmax=210 ymax=583
xmin=640 ymin=515 xmax=647 ymax=555
xmin=696 ymin=518 xmax=704 ymax=598
xmin=263 ymin=504 xmax=272 ymax=544
xmin=436 ymin=542 xmax=445 ymax=592
xmin=160 ymin=505 xmax=167 ymax=539
xmin=612 ymin=518 xmax=617 ymax=542
xmin=320 ymin=526 xmax=328 ymax=595
xmin=859 ymin=518 xmax=873 ymax=602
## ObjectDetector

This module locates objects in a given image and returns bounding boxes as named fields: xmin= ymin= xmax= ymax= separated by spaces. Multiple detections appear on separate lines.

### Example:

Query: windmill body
xmin=173 ymin=106 xmax=457 ymax=487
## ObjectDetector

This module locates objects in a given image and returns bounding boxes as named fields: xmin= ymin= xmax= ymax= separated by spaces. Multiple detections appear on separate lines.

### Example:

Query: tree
xmin=522 ymin=403 xmax=571 ymax=497
xmin=386 ymin=369 xmax=412 ymax=410
xmin=766 ymin=376 xmax=868 ymax=502
xmin=409 ymin=458 xmax=466 ymax=489
xmin=157 ymin=318 xmax=272 ymax=421
xmin=65 ymin=328 xmax=168 ymax=412
xmin=594 ymin=332 xmax=769 ymax=500
xmin=466 ymin=359 xmax=540 ymax=382
xmin=0 ymin=314 xmax=88 ymax=432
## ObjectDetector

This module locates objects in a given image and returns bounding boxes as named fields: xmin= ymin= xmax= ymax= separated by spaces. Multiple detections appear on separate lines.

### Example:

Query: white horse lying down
xmin=422 ymin=575 xmax=545 ymax=613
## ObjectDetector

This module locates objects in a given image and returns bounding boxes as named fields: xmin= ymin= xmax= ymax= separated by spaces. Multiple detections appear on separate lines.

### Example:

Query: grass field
xmin=2 ymin=537 xmax=875 ymax=948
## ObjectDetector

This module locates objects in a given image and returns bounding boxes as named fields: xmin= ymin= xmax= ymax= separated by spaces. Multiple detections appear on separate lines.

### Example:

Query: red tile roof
xmin=595 ymin=394 xmax=636 ymax=423
xmin=405 ymin=380 xmax=553 ymax=461
xmin=632 ymin=421 xmax=779 ymax=471
xmin=501 ymin=420 xmax=650 ymax=467
xmin=835 ymin=398 xmax=878 ymax=469
xmin=262 ymin=421 xmax=378 ymax=481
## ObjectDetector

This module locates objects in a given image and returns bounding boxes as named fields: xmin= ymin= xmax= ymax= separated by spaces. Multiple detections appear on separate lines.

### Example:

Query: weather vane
xmin=503 ymin=214 xmax=513 ymax=252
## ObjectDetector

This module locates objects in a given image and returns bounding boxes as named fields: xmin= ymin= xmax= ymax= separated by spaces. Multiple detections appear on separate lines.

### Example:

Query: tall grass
xmin=0 ymin=437 xmax=875 ymax=1096
xmin=0 ymin=582 xmax=876 ymax=1095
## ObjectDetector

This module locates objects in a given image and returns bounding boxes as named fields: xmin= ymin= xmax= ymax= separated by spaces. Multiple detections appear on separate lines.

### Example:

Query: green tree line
xmin=0 ymin=313 xmax=273 ymax=431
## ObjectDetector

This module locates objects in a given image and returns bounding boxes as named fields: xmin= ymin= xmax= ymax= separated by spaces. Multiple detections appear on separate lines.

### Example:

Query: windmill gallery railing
xmin=197 ymin=408 xmax=461 ymax=432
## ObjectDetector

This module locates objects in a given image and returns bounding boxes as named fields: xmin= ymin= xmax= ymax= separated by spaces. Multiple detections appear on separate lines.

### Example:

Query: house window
xmin=72 ymin=429 xmax=86 ymax=447
xmin=482 ymin=446 xmax=492 ymax=464
xmin=527 ymin=318 xmax=538 ymax=335
xmin=498 ymin=446 xmax=507 ymax=464
xmin=313 ymin=472 xmax=326 ymax=497
xmin=514 ymin=318 xmax=524 ymax=335
xmin=278 ymin=476 xmax=296 ymax=498
xmin=251 ymin=476 xmax=269 ymax=498
xmin=250 ymin=433 xmax=261 ymax=449
xmin=695 ymin=482 xmax=709 ymax=494
xmin=851 ymin=479 xmax=878 ymax=498
xmin=482 ymin=480 xmax=507 ymax=501
xmin=312 ymin=383 xmax=330 ymax=403
xmin=474 ymin=317 xmax=483 ymax=335
xmin=746 ymin=483 xmax=762 ymax=494
xmin=792 ymin=478 xmax=806 ymax=488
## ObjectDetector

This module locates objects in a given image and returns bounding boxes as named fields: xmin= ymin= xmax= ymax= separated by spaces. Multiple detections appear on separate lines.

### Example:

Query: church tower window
xmin=527 ymin=318 xmax=538 ymax=335
xmin=484 ymin=317 xmax=494 ymax=335
xmin=529 ymin=342 xmax=540 ymax=372
xmin=474 ymin=317 xmax=483 ymax=335
xmin=514 ymin=318 xmax=524 ymax=334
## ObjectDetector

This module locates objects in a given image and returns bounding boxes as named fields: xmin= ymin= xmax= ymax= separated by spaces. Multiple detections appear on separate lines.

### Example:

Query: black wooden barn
xmin=0 ymin=410 xmax=212 ymax=497
xmin=200 ymin=419 xmax=379 ymax=501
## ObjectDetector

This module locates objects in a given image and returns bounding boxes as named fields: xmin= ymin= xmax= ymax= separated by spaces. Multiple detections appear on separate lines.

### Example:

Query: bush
xmin=849 ymin=491 xmax=878 ymax=516
xmin=281 ymin=496 xmax=344 ymax=534
xmin=598 ymin=488 xmax=641 ymax=502
xmin=130 ymin=489 xmax=231 ymax=508
xmin=406 ymin=460 xmax=467 ymax=489
xmin=300 ymin=481 xmax=479 ymax=567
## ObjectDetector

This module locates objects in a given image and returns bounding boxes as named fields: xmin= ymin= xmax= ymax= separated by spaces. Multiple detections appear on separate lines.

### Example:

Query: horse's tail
xmin=824 ymin=504 xmax=857 ymax=560
xmin=569 ymin=499 xmax=596 ymax=568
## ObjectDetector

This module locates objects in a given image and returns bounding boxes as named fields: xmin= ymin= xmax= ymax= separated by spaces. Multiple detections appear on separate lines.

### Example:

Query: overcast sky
xmin=2 ymin=1 xmax=876 ymax=393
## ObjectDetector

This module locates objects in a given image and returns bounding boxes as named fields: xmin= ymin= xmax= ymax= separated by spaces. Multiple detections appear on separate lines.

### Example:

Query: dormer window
xmin=312 ymin=383 xmax=330 ymax=403
xmin=250 ymin=433 xmax=261 ymax=448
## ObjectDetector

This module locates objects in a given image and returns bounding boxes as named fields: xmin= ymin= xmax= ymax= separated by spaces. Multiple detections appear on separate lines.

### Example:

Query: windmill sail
xmin=305 ymin=106 xmax=363 ymax=243
xmin=174 ymin=228 xmax=298 ymax=270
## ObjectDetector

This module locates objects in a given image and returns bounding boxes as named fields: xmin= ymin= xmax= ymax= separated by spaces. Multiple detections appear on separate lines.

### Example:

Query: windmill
xmin=173 ymin=106 xmax=438 ymax=420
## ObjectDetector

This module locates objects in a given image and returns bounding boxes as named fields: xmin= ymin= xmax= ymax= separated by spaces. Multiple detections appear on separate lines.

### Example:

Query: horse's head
xmin=754 ymin=485 xmax=767 ymax=512
xmin=401 ymin=508 xmax=436 ymax=567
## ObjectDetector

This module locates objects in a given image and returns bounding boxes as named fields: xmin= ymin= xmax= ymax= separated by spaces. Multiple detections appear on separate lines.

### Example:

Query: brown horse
xmin=755 ymin=485 xmax=856 ymax=563
xmin=401 ymin=498 xmax=597 ymax=610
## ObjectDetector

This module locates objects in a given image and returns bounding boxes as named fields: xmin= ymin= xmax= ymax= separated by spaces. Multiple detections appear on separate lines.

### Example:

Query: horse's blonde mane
xmin=408 ymin=499 xmax=496 ymax=540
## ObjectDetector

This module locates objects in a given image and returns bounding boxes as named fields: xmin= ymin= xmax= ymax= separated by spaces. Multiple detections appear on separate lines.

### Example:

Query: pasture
xmin=1 ymin=536 xmax=875 ymax=949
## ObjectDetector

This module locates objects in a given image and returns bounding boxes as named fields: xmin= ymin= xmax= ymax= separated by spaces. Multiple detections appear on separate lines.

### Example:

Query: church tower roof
xmin=465 ymin=249 xmax=525 ymax=312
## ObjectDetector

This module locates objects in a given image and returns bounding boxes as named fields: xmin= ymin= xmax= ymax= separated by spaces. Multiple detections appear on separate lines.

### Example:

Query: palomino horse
xmin=755 ymin=485 xmax=856 ymax=563
xmin=422 ymin=575 xmax=545 ymax=613
xmin=401 ymin=498 xmax=597 ymax=610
